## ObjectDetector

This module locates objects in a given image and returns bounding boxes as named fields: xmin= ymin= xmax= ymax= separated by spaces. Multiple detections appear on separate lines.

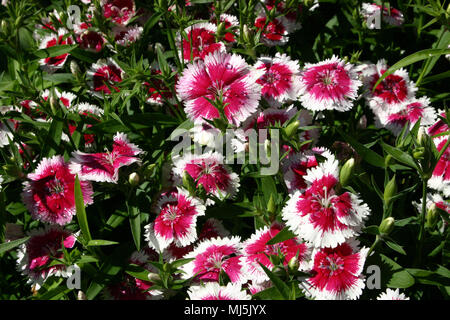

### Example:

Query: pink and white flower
xmin=113 ymin=25 xmax=143 ymax=46
xmin=177 ymin=23 xmax=225 ymax=62
xmin=212 ymin=14 xmax=239 ymax=43
xmin=282 ymin=156 xmax=370 ymax=248
xmin=377 ymin=288 xmax=410 ymax=300
xmin=144 ymin=188 xmax=206 ymax=252
xmin=282 ymin=148 xmax=334 ymax=193
xmin=187 ymin=282 xmax=251 ymax=300
xmin=298 ymin=55 xmax=362 ymax=112
xmin=172 ymin=152 xmax=240 ymax=202
xmin=362 ymin=59 xmax=417 ymax=114
xmin=240 ymin=223 xmax=310 ymax=283
xmin=22 ymin=155 xmax=93 ymax=225
xmin=69 ymin=132 xmax=142 ymax=183
xmin=77 ymin=30 xmax=106 ymax=52
xmin=87 ymin=58 xmax=124 ymax=97
xmin=190 ymin=123 xmax=221 ymax=148
xmin=102 ymin=0 xmax=135 ymax=25
xmin=376 ymin=97 xmax=436 ymax=135
xmin=254 ymin=15 xmax=291 ymax=46
xmin=16 ymin=225 xmax=77 ymax=289
xmin=42 ymin=89 xmax=76 ymax=109
xmin=180 ymin=236 xmax=246 ymax=284
xmin=38 ymin=29 xmax=74 ymax=72
xmin=254 ymin=53 xmax=301 ymax=105
xmin=176 ymin=51 xmax=262 ymax=125
xmin=304 ymin=240 xmax=368 ymax=300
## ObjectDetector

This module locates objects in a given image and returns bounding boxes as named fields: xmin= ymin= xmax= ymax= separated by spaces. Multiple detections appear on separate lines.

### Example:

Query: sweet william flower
xmin=180 ymin=236 xmax=246 ymax=284
xmin=87 ymin=58 xmax=124 ymax=98
xmin=282 ymin=156 xmax=370 ymax=248
xmin=102 ymin=0 xmax=135 ymax=25
xmin=187 ymin=282 xmax=251 ymax=300
xmin=69 ymin=132 xmax=142 ymax=183
xmin=176 ymin=51 xmax=262 ymax=126
xmin=38 ymin=29 xmax=74 ymax=73
xmin=16 ymin=225 xmax=77 ymax=290
xmin=144 ymin=188 xmax=206 ymax=252
xmin=304 ymin=240 xmax=368 ymax=300
xmin=299 ymin=55 xmax=362 ymax=112
xmin=22 ymin=155 xmax=93 ymax=225
xmin=377 ymin=288 xmax=410 ymax=300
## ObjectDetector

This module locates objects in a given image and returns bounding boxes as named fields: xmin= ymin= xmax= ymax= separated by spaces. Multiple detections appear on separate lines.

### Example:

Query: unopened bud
xmin=417 ymin=127 xmax=428 ymax=146
xmin=77 ymin=291 xmax=86 ymax=300
xmin=144 ymin=163 xmax=156 ymax=178
xmin=148 ymin=272 xmax=161 ymax=283
xmin=339 ymin=158 xmax=355 ymax=187
xmin=267 ymin=194 xmax=276 ymax=215
xmin=412 ymin=147 xmax=425 ymax=160
xmin=216 ymin=21 xmax=226 ymax=38
xmin=283 ymin=120 xmax=300 ymax=139
xmin=426 ymin=204 xmax=439 ymax=229
xmin=288 ymin=256 xmax=299 ymax=272
xmin=384 ymin=175 xmax=397 ymax=206
xmin=242 ymin=25 xmax=251 ymax=43
xmin=128 ymin=172 xmax=140 ymax=186
xmin=70 ymin=60 xmax=80 ymax=76
xmin=379 ymin=217 xmax=395 ymax=235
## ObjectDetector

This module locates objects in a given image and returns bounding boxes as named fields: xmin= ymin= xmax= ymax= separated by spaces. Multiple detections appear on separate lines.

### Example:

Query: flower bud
xmin=242 ymin=25 xmax=251 ymax=44
xmin=384 ymin=175 xmax=397 ymax=206
xmin=216 ymin=21 xmax=226 ymax=39
xmin=379 ymin=217 xmax=395 ymax=235
xmin=77 ymin=291 xmax=87 ymax=300
xmin=412 ymin=147 xmax=425 ymax=160
xmin=288 ymin=255 xmax=299 ymax=272
xmin=267 ymin=194 xmax=276 ymax=215
xmin=128 ymin=172 xmax=140 ymax=186
xmin=339 ymin=158 xmax=355 ymax=187
xmin=426 ymin=204 xmax=439 ymax=229
xmin=385 ymin=154 xmax=394 ymax=167
xmin=70 ymin=60 xmax=80 ymax=76
xmin=143 ymin=163 xmax=156 ymax=178
xmin=148 ymin=272 xmax=161 ymax=283
xmin=283 ymin=120 xmax=300 ymax=139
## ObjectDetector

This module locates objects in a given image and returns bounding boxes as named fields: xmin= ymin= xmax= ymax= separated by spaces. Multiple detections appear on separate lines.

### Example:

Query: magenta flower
xmin=254 ymin=53 xmax=301 ymax=105
xmin=16 ymin=225 xmax=77 ymax=289
xmin=102 ymin=0 xmax=135 ymax=25
xmin=305 ymin=240 xmax=368 ymax=300
xmin=38 ymin=29 xmax=74 ymax=72
xmin=299 ymin=56 xmax=362 ymax=112
xmin=87 ymin=58 xmax=124 ymax=97
xmin=177 ymin=23 xmax=225 ymax=62
xmin=282 ymin=157 xmax=370 ymax=248
xmin=176 ymin=51 xmax=262 ymax=126
xmin=69 ymin=132 xmax=142 ymax=183
xmin=22 ymin=155 xmax=93 ymax=225
xmin=187 ymin=282 xmax=251 ymax=300
xmin=254 ymin=15 xmax=291 ymax=46
xmin=180 ymin=236 xmax=246 ymax=284
xmin=77 ymin=30 xmax=106 ymax=52
xmin=240 ymin=223 xmax=311 ymax=283
xmin=172 ymin=152 xmax=240 ymax=202
xmin=144 ymin=188 xmax=206 ymax=252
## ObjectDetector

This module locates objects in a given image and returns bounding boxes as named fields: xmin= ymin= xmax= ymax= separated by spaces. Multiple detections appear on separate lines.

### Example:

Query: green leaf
xmin=385 ymin=240 xmax=407 ymax=255
xmin=41 ymin=117 xmax=63 ymax=158
xmin=34 ymin=44 xmax=78 ymax=59
xmin=372 ymin=48 xmax=450 ymax=91
xmin=258 ymin=263 xmax=291 ymax=300
xmin=86 ymin=239 xmax=119 ymax=246
xmin=74 ymin=175 xmax=92 ymax=243
xmin=125 ymin=265 xmax=151 ymax=282
xmin=266 ymin=227 xmax=296 ymax=245
xmin=171 ymin=258 xmax=195 ymax=269
xmin=0 ymin=236 xmax=30 ymax=254
xmin=380 ymin=141 xmax=418 ymax=170
xmin=127 ymin=202 xmax=141 ymax=251
xmin=363 ymin=225 xmax=380 ymax=235
xmin=388 ymin=270 xmax=416 ymax=288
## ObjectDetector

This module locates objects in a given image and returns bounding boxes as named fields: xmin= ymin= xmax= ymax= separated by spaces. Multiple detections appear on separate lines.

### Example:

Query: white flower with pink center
xmin=304 ymin=240 xmax=368 ymax=300
xmin=102 ymin=0 xmax=135 ymax=25
xmin=42 ymin=89 xmax=76 ymax=109
xmin=87 ymin=58 xmax=124 ymax=98
xmin=38 ymin=29 xmax=74 ymax=73
xmin=22 ymin=155 xmax=93 ymax=225
xmin=377 ymin=288 xmax=410 ymax=300
xmin=190 ymin=123 xmax=221 ymax=148
xmin=144 ymin=188 xmax=206 ymax=252
xmin=69 ymin=132 xmax=142 ymax=183
xmin=361 ymin=59 xmax=417 ymax=114
xmin=299 ymin=55 xmax=362 ymax=112
xmin=282 ymin=148 xmax=335 ymax=193
xmin=377 ymin=97 xmax=436 ymax=136
xmin=187 ymin=282 xmax=251 ymax=300
xmin=176 ymin=51 xmax=262 ymax=126
xmin=16 ymin=225 xmax=77 ymax=289
xmin=213 ymin=14 xmax=239 ymax=43
xmin=240 ymin=223 xmax=311 ymax=284
xmin=172 ymin=152 xmax=240 ymax=202
xmin=177 ymin=23 xmax=225 ymax=62
xmin=180 ymin=236 xmax=246 ymax=284
xmin=254 ymin=15 xmax=292 ymax=46
xmin=282 ymin=157 xmax=370 ymax=248
xmin=254 ymin=53 xmax=301 ymax=105
xmin=113 ymin=25 xmax=143 ymax=46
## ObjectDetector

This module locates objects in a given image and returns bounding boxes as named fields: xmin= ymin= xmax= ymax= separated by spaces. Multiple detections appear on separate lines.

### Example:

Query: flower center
xmin=163 ymin=205 xmax=180 ymax=222
xmin=313 ymin=186 xmax=337 ymax=209
xmin=206 ymin=252 xmax=225 ymax=270
xmin=46 ymin=178 xmax=64 ymax=195
xmin=321 ymin=255 xmax=345 ymax=275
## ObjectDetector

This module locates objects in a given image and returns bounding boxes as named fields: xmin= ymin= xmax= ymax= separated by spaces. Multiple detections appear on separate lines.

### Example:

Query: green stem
xmin=367 ymin=235 xmax=381 ymax=258
xmin=416 ymin=179 xmax=428 ymax=266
